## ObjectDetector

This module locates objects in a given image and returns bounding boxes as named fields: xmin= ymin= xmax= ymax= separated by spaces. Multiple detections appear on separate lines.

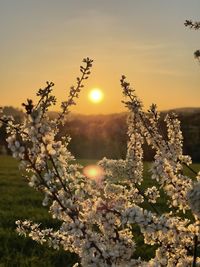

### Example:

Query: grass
xmin=0 ymin=156 xmax=94 ymax=267
xmin=0 ymin=156 xmax=199 ymax=266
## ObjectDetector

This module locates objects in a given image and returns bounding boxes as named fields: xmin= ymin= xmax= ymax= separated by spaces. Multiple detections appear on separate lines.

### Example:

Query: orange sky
xmin=0 ymin=1 xmax=199 ymax=114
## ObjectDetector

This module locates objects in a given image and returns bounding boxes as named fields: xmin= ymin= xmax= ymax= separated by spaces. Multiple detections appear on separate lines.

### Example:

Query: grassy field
xmin=0 ymin=156 xmax=97 ymax=267
xmin=0 ymin=156 xmax=199 ymax=266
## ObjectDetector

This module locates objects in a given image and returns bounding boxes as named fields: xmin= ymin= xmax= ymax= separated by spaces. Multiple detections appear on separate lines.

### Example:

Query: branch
xmin=192 ymin=235 xmax=198 ymax=267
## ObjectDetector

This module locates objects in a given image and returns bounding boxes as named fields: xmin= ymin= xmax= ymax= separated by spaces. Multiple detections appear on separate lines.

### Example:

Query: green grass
xmin=0 ymin=156 xmax=96 ymax=267
xmin=0 ymin=156 xmax=199 ymax=266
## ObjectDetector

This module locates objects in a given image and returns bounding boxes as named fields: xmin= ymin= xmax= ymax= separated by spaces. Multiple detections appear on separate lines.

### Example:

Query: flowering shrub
xmin=1 ymin=58 xmax=200 ymax=266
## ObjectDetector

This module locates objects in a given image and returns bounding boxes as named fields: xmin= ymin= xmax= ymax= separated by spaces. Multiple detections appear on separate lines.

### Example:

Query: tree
xmin=1 ymin=59 xmax=200 ymax=266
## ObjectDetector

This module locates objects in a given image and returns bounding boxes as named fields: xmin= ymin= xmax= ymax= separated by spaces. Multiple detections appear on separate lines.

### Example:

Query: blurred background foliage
xmin=1 ymin=106 xmax=200 ymax=161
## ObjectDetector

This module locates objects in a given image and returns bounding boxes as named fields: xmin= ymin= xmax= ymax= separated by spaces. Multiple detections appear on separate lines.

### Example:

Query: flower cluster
xmin=2 ymin=59 xmax=200 ymax=266
xmin=144 ymin=186 xmax=160 ymax=203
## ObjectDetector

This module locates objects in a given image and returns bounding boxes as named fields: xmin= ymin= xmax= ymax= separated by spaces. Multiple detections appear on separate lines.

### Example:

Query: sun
xmin=83 ymin=165 xmax=104 ymax=183
xmin=89 ymin=88 xmax=103 ymax=103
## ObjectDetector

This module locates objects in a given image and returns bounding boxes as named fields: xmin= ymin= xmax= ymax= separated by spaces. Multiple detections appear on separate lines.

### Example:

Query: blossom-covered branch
xmin=1 ymin=59 xmax=200 ymax=266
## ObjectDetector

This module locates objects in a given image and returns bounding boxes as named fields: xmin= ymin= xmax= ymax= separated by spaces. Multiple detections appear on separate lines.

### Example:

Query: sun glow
xmin=89 ymin=88 xmax=103 ymax=103
xmin=83 ymin=165 xmax=104 ymax=183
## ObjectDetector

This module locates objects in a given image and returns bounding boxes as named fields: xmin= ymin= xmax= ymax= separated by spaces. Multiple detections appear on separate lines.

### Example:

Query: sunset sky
xmin=0 ymin=0 xmax=199 ymax=114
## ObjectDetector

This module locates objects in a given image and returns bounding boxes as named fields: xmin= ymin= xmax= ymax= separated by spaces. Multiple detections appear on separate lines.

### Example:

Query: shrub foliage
xmin=1 ymin=58 xmax=200 ymax=266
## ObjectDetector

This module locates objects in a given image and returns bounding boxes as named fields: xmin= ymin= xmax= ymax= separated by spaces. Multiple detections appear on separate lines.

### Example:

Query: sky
xmin=0 ymin=0 xmax=199 ymax=114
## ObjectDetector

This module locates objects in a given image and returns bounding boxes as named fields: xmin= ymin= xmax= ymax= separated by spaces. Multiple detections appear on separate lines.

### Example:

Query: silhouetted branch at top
xmin=184 ymin=20 xmax=200 ymax=30
xmin=185 ymin=19 xmax=200 ymax=62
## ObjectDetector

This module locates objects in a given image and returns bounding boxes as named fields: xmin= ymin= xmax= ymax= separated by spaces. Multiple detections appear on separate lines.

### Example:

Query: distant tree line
xmin=0 ymin=107 xmax=200 ymax=161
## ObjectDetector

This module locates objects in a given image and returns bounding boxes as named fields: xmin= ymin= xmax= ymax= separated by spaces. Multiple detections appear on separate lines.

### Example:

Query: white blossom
xmin=1 ymin=62 xmax=200 ymax=266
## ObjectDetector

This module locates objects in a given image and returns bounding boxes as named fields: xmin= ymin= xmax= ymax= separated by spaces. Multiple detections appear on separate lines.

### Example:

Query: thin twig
xmin=192 ymin=235 xmax=198 ymax=267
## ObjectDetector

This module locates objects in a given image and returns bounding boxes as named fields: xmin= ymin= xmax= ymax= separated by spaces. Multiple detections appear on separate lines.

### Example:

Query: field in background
xmin=0 ymin=156 xmax=199 ymax=267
